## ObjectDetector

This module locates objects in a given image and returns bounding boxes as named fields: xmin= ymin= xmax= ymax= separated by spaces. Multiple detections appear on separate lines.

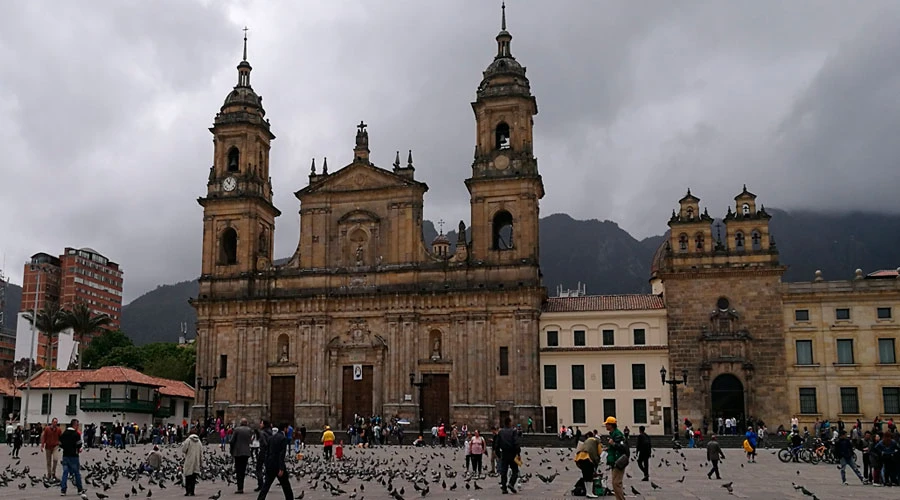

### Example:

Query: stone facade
xmin=651 ymin=188 xmax=789 ymax=431
xmin=192 ymin=17 xmax=545 ymax=431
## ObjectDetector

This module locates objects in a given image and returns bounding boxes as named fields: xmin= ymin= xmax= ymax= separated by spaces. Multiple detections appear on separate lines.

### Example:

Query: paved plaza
xmin=0 ymin=442 xmax=893 ymax=500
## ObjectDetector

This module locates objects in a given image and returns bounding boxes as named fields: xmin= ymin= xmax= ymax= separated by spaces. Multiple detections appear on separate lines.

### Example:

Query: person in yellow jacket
xmin=322 ymin=425 xmax=335 ymax=461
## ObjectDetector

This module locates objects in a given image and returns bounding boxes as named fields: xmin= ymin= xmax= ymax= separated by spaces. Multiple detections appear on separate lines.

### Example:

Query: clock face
xmin=494 ymin=154 xmax=510 ymax=170
xmin=222 ymin=176 xmax=237 ymax=192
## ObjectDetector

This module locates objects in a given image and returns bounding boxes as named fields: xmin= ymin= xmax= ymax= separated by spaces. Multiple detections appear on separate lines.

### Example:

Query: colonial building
xmin=539 ymin=293 xmax=670 ymax=434
xmin=192 ymin=8 xmax=545 ymax=430
xmin=651 ymin=187 xmax=789 ymax=429
xmin=783 ymin=269 xmax=900 ymax=426
xmin=20 ymin=366 xmax=194 ymax=428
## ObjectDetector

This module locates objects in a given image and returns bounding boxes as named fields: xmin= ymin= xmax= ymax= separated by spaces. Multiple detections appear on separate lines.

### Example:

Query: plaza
xmin=0 ymin=442 xmax=891 ymax=500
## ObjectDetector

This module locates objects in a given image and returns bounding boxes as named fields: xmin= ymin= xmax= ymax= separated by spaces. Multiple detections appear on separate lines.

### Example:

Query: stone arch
xmin=741 ymin=203 xmax=750 ymax=216
xmin=227 ymin=146 xmax=240 ymax=172
xmin=710 ymin=373 xmax=745 ymax=423
xmin=734 ymin=230 xmax=745 ymax=251
xmin=750 ymin=229 xmax=763 ymax=251
xmin=495 ymin=122 xmax=511 ymax=150
xmin=219 ymin=227 xmax=238 ymax=265
xmin=492 ymin=210 xmax=514 ymax=250
xmin=349 ymin=227 xmax=369 ymax=265
xmin=277 ymin=333 xmax=290 ymax=363
xmin=694 ymin=232 xmax=705 ymax=252
xmin=678 ymin=233 xmax=688 ymax=252
xmin=429 ymin=329 xmax=443 ymax=360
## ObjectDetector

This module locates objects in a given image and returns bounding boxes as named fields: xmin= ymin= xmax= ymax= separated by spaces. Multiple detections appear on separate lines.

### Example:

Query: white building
xmin=20 ymin=366 xmax=194 ymax=427
xmin=540 ymin=294 xmax=671 ymax=435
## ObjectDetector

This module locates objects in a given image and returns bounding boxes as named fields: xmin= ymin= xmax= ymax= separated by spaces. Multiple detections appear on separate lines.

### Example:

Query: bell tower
xmin=466 ymin=3 xmax=544 ymax=265
xmin=198 ymin=30 xmax=280 ymax=278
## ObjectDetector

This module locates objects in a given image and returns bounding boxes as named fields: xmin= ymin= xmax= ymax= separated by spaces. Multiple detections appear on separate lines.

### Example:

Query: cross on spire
xmin=242 ymin=26 xmax=249 ymax=61
xmin=714 ymin=221 xmax=723 ymax=242
xmin=501 ymin=2 xmax=507 ymax=31
xmin=438 ymin=219 xmax=445 ymax=235
xmin=357 ymin=120 xmax=367 ymax=133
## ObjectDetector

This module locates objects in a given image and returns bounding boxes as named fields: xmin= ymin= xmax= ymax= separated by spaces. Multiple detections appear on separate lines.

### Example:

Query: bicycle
xmin=778 ymin=444 xmax=807 ymax=463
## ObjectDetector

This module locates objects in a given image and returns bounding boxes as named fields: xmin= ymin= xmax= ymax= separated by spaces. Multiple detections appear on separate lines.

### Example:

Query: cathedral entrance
xmin=342 ymin=365 xmax=373 ymax=427
xmin=422 ymin=374 xmax=450 ymax=428
xmin=270 ymin=376 xmax=295 ymax=427
xmin=710 ymin=374 xmax=745 ymax=427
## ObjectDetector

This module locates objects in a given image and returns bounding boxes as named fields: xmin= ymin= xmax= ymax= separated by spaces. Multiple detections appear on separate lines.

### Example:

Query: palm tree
xmin=22 ymin=301 xmax=69 ymax=368
xmin=64 ymin=302 xmax=111 ymax=369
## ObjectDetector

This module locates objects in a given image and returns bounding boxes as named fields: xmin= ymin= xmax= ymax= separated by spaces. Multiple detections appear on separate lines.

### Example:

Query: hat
xmin=604 ymin=416 xmax=617 ymax=425
xmin=325 ymin=425 xmax=331 ymax=430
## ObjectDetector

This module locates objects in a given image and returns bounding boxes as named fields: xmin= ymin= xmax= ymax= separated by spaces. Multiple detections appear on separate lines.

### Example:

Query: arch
xmin=734 ymin=231 xmax=745 ymax=251
xmin=741 ymin=203 xmax=750 ymax=216
xmin=750 ymin=230 xmax=762 ymax=251
xmin=710 ymin=374 xmax=745 ymax=424
xmin=277 ymin=334 xmax=290 ymax=363
xmin=258 ymin=227 xmax=268 ymax=256
xmin=694 ymin=232 xmax=705 ymax=252
xmin=429 ymin=329 xmax=443 ymax=360
xmin=219 ymin=227 xmax=238 ymax=265
xmin=686 ymin=207 xmax=694 ymax=220
xmin=349 ymin=228 xmax=369 ymax=265
xmin=495 ymin=122 xmax=511 ymax=150
xmin=492 ymin=210 xmax=514 ymax=250
xmin=678 ymin=233 xmax=688 ymax=252
xmin=227 ymin=147 xmax=240 ymax=172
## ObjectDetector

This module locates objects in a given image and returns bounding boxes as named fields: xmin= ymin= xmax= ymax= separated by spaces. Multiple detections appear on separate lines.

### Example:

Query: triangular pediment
xmin=295 ymin=162 xmax=427 ymax=197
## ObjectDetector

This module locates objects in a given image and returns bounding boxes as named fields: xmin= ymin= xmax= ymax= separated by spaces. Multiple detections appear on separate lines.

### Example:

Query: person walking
xmin=255 ymin=420 xmax=271 ymax=493
xmin=836 ymin=430 xmax=867 ymax=485
xmin=298 ymin=424 xmax=307 ymax=448
xmin=469 ymin=430 xmax=486 ymax=478
xmin=231 ymin=418 xmax=254 ymax=494
xmin=181 ymin=432 xmax=203 ymax=496
xmin=527 ymin=417 xmax=534 ymax=434
xmin=40 ymin=417 xmax=62 ymax=481
xmin=59 ymin=418 xmax=85 ymax=496
xmin=605 ymin=417 xmax=629 ymax=500
xmin=636 ymin=425 xmax=652 ymax=481
xmin=874 ymin=431 xmax=900 ymax=486
xmin=12 ymin=424 xmax=23 ymax=458
xmin=256 ymin=425 xmax=294 ymax=500
xmin=744 ymin=426 xmax=758 ymax=463
xmin=321 ymin=425 xmax=335 ymax=461
xmin=706 ymin=434 xmax=725 ymax=479
xmin=497 ymin=417 xmax=521 ymax=494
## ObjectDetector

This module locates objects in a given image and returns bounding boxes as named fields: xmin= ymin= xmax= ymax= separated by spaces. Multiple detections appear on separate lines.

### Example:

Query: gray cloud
xmin=2 ymin=0 xmax=899 ymax=302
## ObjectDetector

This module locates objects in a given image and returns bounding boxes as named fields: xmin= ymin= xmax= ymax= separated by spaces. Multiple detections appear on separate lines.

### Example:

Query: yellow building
xmin=783 ymin=269 xmax=900 ymax=427
xmin=539 ymin=294 xmax=671 ymax=434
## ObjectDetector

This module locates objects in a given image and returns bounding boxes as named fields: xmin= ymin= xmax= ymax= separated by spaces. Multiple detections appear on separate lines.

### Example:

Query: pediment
xmin=295 ymin=162 xmax=427 ymax=197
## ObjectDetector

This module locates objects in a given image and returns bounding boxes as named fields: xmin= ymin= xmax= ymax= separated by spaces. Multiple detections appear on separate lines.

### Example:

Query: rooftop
xmin=22 ymin=366 xmax=194 ymax=399
xmin=543 ymin=294 xmax=665 ymax=313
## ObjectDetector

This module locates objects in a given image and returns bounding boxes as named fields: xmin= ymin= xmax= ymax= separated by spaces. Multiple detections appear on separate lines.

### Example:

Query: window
xmin=99 ymin=388 xmax=111 ymax=402
xmin=742 ymin=203 xmax=750 ymax=216
xmin=571 ymin=365 xmax=585 ymax=390
xmin=219 ymin=228 xmax=238 ymax=265
xmin=499 ymin=347 xmax=509 ymax=376
xmin=183 ymin=401 xmax=190 ymax=419
xmin=66 ymin=394 xmax=77 ymax=415
xmin=795 ymin=340 xmax=814 ymax=365
xmin=884 ymin=388 xmax=900 ymax=414
xmin=694 ymin=233 xmax=704 ymax=251
xmin=574 ymin=330 xmax=586 ymax=347
xmin=631 ymin=364 xmax=646 ymax=390
xmin=546 ymin=330 xmax=559 ymax=347
xmin=633 ymin=328 xmax=646 ymax=345
xmin=602 ymin=329 xmax=615 ymax=346
xmin=678 ymin=234 xmax=688 ymax=252
xmin=603 ymin=399 xmax=617 ymax=419
xmin=734 ymin=231 xmax=745 ymax=251
xmin=879 ymin=339 xmax=896 ymax=364
xmin=751 ymin=230 xmax=762 ymax=251
xmin=836 ymin=308 xmax=851 ymax=320
xmin=633 ymin=399 xmax=647 ymax=424
xmin=799 ymin=388 xmax=818 ymax=414
xmin=227 ymin=147 xmax=240 ymax=172
xmin=495 ymin=122 xmax=511 ymax=150
xmin=129 ymin=388 xmax=138 ymax=402
xmin=544 ymin=365 xmax=557 ymax=390
xmin=840 ymin=387 xmax=859 ymax=414
xmin=491 ymin=211 xmax=514 ymax=250
xmin=601 ymin=364 xmax=616 ymax=390
xmin=169 ymin=399 xmax=177 ymax=416
xmin=878 ymin=307 xmax=893 ymax=320
xmin=572 ymin=399 xmax=586 ymax=424
xmin=795 ymin=309 xmax=810 ymax=322
xmin=219 ymin=354 xmax=229 ymax=378
xmin=41 ymin=393 xmax=52 ymax=415
xmin=836 ymin=339 xmax=854 ymax=364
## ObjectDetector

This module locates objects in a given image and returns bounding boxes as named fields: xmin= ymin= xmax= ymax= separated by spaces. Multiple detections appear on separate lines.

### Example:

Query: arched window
xmin=227 ymin=147 xmax=240 ymax=172
xmin=734 ymin=231 xmax=745 ymax=251
xmin=219 ymin=227 xmax=238 ymax=265
xmin=694 ymin=233 xmax=705 ymax=251
xmin=742 ymin=203 xmax=750 ymax=216
xmin=277 ymin=334 xmax=290 ymax=363
xmin=495 ymin=122 xmax=511 ymax=150
xmin=686 ymin=207 xmax=694 ymax=220
xmin=678 ymin=234 xmax=688 ymax=252
xmin=751 ymin=230 xmax=762 ymax=251
xmin=492 ymin=210 xmax=514 ymax=250
xmin=258 ymin=227 xmax=268 ymax=256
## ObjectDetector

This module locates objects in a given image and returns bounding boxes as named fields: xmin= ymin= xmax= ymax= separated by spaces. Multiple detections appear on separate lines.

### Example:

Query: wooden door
xmin=270 ymin=376 xmax=295 ymax=428
xmin=342 ymin=365 xmax=373 ymax=428
xmin=544 ymin=406 xmax=558 ymax=433
xmin=422 ymin=374 xmax=450 ymax=428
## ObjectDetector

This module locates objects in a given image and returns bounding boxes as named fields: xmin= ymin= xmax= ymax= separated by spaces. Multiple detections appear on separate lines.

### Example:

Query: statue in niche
xmin=355 ymin=244 xmax=364 ymax=266
xmin=431 ymin=335 xmax=442 ymax=360
xmin=279 ymin=343 xmax=289 ymax=363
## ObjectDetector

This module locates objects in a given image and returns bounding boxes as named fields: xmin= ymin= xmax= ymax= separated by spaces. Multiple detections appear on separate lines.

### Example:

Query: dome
xmin=484 ymin=56 xmax=525 ymax=78
xmin=649 ymin=230 xmax=672 ymax=276
xmin=222 ymin=86 xmax=265 ymax=115
xmin=432 ymin=233 xmax=450 ymax=245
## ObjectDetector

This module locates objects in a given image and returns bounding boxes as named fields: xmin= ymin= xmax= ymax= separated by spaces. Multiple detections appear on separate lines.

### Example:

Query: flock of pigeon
xmin=0 ymin=442 xmax=836 ymax=499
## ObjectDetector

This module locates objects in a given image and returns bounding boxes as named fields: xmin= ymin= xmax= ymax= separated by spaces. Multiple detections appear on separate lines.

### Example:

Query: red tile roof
xmin=543 ymin=294 xmax=665 ymax=313
xmin=23 ymin=366 xmax=194 ymax=399
xmin=868 ymin=269 xmax=899 ymax=278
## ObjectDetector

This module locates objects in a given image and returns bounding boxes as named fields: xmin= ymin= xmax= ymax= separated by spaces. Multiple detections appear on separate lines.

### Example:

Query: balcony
xmin=80 ymin=398 xmax=156 ymax=413
xmin=153 ymin=407 xmax=173 ymax=418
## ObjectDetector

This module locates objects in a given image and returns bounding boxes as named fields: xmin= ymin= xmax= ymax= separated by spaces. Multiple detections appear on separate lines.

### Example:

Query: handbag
xmin=614 ymin=453 xmax=629 ymax=470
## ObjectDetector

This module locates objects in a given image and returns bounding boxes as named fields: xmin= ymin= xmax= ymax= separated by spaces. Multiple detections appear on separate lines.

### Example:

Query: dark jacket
xmin=497 ymin=427 xmax=520 ymax=459
xmin=258 ymin=427 xmax=270 ymax=452
xmin=836 ymin=436 xmax=855 ymax=460
xmin=59 ymin=427 xmax=82 ymax=458
xmin=230 ymin=425 xmax=253 ymax=457
xmin=265 ymin=430 xmax=289 ymax=471
xmin=636 ymin=433 xmax=652 ymax=456
xmin=606 ymin=428 xmax=628 ymax=466
xmin=707 ymin=440 xmax=725 ymax=462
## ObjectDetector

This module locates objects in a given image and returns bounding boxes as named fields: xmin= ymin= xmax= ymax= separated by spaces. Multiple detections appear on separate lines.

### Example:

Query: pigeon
xmin=209 ymin=491 xmax=222 ymax=500
xmin=650 ymin=481 xmax=661 ymax=490
xmin=677 ymin=475 xmax=685 ymax=483
xmin=631 ymin=485 xmax=641 ymax=495
xmin=722 ymin=481 xmax=734 ymax=493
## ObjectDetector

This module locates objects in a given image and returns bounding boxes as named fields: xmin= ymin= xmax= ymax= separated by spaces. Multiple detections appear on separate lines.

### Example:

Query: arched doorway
xmin=711 ymin=374 xmax=745 ymax=430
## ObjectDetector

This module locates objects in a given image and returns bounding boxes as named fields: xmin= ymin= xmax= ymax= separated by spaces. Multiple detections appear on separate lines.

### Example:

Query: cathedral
xmin=193 ymin=8 xmax=546 ymax=431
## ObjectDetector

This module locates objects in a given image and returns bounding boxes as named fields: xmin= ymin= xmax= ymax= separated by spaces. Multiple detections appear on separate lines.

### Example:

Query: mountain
xmin=85 ymin=210 xmax=900 ymax=344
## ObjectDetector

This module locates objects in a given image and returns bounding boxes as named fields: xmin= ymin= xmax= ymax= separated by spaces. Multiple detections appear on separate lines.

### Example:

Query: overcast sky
xmin=2 ymin=0 xmax=899 ymax=303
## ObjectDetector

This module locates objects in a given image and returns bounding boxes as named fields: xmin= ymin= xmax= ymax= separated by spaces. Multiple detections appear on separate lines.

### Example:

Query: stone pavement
xmin=0 ymin=443 xmax=893 ymax=500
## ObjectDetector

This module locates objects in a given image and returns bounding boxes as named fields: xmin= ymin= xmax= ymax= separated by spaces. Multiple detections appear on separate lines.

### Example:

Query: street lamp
xmin=23 ymin=266 xmax=40 ymax=427
xmin=660 ymin=366 xmax=688 ymax=443
xmin=196 ymin=375 xmax=218 ymax=432
xmin=409 ymin=373 xmax=428 ymax=439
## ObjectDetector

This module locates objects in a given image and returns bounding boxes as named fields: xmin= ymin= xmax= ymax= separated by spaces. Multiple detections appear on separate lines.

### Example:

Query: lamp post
xmin=23 ymin=267 xmax=40 ymax=427
xmin=409 ymin=373 xmax=428 ymax=439
xmin=196 ymin=375 xmax=218 ymax=431
xmin=660 ymin=366 xmax=688 ymax=443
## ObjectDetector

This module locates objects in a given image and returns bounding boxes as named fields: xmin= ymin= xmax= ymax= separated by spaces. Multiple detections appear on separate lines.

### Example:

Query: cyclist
xmin=789 ymin=431 xmax=804 ymax=463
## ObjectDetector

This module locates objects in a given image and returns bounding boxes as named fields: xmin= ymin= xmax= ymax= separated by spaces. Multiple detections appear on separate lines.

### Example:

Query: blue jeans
xmin=61 ymin=456 xmax=83 ymax=493
xmin=841 ymin=456 xmax=864 ymax=483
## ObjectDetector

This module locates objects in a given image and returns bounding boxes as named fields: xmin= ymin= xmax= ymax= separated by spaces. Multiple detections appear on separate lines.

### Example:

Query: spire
xmin=501 ymin=1 xmax=507 ymax=31
xmin=393 ymin=151 xmax=401 ymax=170
xmin=354 ymin=121 xmax=370 ymax=163
xmin=322 ymin=157 xmax=328 ymax=175
xmin=236 ymin=27 xmax=252 ymax=87
xmin=242 ymin=26 xmax=248 ymax=61
xmin=407 ymin=149 xmax=414 ymax=169
xmin=310 ymin=158 xmax=316 ymax=175
xmin=496 ymin=2 xmax=512 ymax=58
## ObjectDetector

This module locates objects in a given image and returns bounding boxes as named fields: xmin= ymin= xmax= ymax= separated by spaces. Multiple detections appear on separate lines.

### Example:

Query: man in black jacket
xmin=636 ymin=425 xmax=652 ymax=481
xmin=254 ymin=420 xmax=271 ymax=493
xmin=59 ymin=419 xmax=85 ymax=496
xmin=497 ymin=417 xmax=520 ymax=494
xmin=256 ymin=424 xmax=293 ymax=500
xmin=230 ymin=418 xmax=254 ymax=494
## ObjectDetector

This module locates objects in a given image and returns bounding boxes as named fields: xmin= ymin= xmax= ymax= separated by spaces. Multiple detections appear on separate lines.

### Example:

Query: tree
xmin=0 ymin=357 xmax=42 ymax=379
xmin=22 ymin=302 xmax=69 ymax=370
xmin=97 ymin=345 xmax=144 ymax=370
xmin=81 ymin=329 xmax=134 ymax=369
xmin=141 ymin=342 xmax=196 ymax=384
xmin=64 ymin=302 xmax=111 ymax=369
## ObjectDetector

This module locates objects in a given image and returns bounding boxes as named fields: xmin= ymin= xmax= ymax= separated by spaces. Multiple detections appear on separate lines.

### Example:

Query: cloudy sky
xmin=2 ymin=0 xmax=899 ymax=303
